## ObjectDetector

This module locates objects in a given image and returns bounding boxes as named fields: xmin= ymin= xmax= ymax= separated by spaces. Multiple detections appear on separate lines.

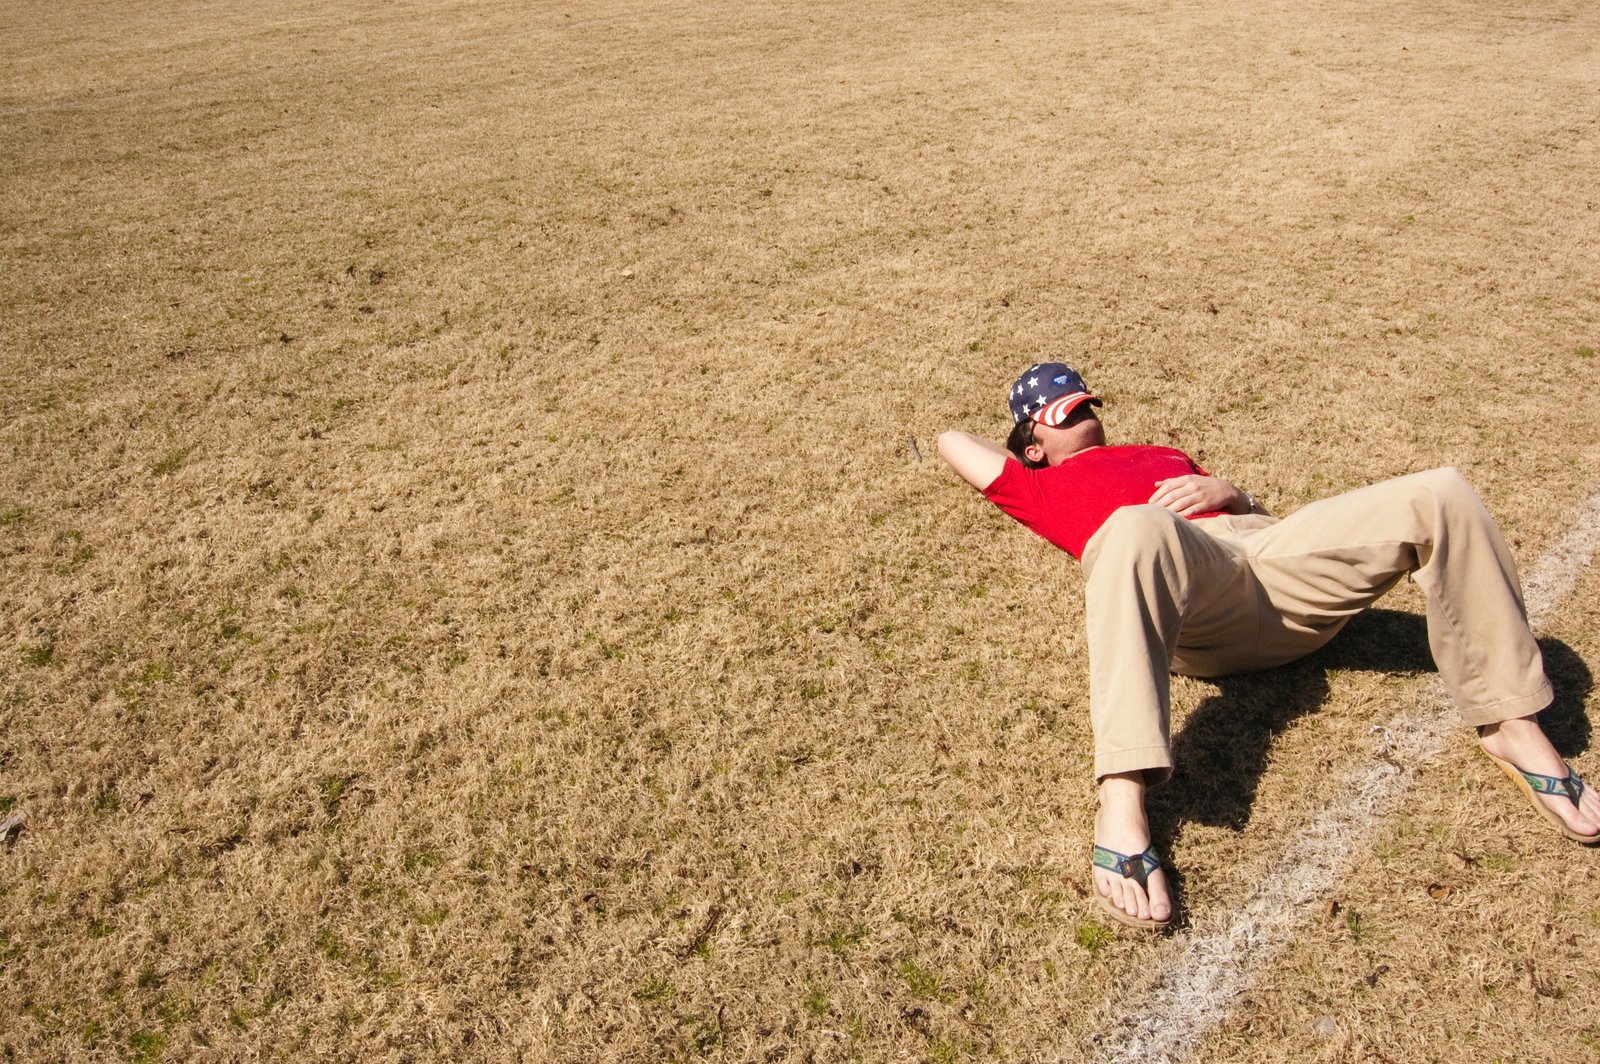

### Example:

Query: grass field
xmin=4 ymin=0 xmax=1600 ymax=1060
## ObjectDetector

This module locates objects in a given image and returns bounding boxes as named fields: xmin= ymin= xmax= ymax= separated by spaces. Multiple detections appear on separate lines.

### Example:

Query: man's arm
xmin=937 ymin=431 xmax=1009 ymax=490
xmin=1149 ymin=475 xmax=1268 ymax=517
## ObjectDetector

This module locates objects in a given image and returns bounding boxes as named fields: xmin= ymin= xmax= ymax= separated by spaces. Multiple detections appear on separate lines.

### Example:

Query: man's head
xmin=1005 ymin=362 xmax=1104 ymax=468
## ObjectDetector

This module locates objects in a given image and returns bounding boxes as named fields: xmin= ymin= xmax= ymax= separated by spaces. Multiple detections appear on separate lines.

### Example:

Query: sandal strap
xmin=1519 ymin=763 xmax=1587 ymax=807
xmin=1092 ymin=843 xmax=1161 ymax=890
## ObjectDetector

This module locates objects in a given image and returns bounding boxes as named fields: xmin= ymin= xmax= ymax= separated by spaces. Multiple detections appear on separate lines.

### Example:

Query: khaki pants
xmin=1078 ymin=468 xmax=1552 ymax=782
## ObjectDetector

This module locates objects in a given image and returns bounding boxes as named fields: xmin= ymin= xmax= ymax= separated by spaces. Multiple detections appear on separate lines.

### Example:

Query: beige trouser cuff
xmin=1454 ymin=682 xmax=1554 ymax=728
xmin=1094 ymin=745 xmax=1176 ymax=784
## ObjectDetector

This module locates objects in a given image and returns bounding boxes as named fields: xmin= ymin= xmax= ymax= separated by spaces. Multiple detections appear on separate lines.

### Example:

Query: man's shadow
xmin=1145 ymin=609 xmax=1592 ymax=843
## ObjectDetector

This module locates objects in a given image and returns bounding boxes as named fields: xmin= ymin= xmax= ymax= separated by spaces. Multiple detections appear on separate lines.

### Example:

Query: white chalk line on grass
xmin=1088 ymin=489 xmax=1600 ymax=1064
xmin=1522 ymin=491 xmax=1600 ymax=627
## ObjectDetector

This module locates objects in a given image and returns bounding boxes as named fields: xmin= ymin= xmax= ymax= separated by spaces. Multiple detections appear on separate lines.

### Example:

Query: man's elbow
xmin=935 ymin=431 xmax=966 ymax=465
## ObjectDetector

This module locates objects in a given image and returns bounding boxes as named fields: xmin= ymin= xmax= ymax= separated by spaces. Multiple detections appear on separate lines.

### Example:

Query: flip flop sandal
xmin=1482 ymin=749 xmax=1600 ymax=845
xmin=1091 ymin=843 xmax=1173 ymax=930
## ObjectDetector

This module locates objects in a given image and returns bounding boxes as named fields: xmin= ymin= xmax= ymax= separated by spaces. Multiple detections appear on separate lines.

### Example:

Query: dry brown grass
xmin=4 ymin=0 xmax=1599 ymax=1060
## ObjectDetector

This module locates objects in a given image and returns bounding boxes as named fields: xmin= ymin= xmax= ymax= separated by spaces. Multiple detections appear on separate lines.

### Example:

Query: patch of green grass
xmin=1481 ymin=851 xmax=1515 ymax=873
xmin=128 ymin=1030 xmax=166 ymax=1062
xmin=0 ymin=505 xmax=28 ymax=527
xmin=898 ymin=957 xmax=951 ymax=1002
xmin=150 ymin=445 xmax=195 ymax=476
xmin=928 ymin=1037 xmax=977 ymax=1063
xmin=317 ymin=928 xmax=346 ymax=960
xmin=21 ymin=633 xmax=55 ymax=667
xmin=402 ymin=849 xmax=441 ymax=873
xmin=1075 ymin=922 xmax=1111 ymax=954
xmin=632 ymin=975 xmax=675 ymax=1002
xmin=319 ymin=774 xmax=353 ymax=815
xmin=1576 ymin=345 xmax=1595 ymax=359
xmin=804 ymin=984 xmax=830 ymax=1016
xmin=52 ymin=530 xmax=95 ymax=574
xmin=158 ymin=994 xmax=196 ymax=1025
xmin=367 ymin=967 xmax=404 ymax=989
xmin=824 ymin=924 xmax=867 ymax=955
xmin=1344 ymin=908 xmax=1365 ymax=943
xmin=57 ymin=544 xmax=96 ymax=573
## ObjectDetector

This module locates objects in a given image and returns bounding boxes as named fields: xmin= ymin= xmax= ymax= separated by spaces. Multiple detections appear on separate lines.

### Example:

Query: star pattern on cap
xmin=1009 ymin=363 xmax=1094 ymax=423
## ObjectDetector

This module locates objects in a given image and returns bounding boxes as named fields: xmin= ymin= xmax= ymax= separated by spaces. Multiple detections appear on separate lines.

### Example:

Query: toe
xmin=1147 ymin=875 xmax=1172 ymax=921
xmin=1572 ymin=782 xmax=1600 ymax=837
xmin=1125 ymin=881 xmax=1150 ymax=920
xmin=1122 ymin=881 xmax=1150 ymax=921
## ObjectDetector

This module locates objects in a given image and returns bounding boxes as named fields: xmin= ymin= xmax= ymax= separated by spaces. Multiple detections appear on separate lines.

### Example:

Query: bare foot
xmin=1479 ymin=716 xmax=1600 ymax=839
xmin=1093 ymin=772 xmax=1173 ymax=925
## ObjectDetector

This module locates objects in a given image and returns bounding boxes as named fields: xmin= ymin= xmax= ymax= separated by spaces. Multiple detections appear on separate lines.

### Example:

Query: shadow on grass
xmin=1145 ymin=609 xmax=1593 ymax=845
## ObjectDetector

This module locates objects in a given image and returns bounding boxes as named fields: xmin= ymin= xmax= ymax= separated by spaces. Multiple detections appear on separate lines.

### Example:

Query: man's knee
xmin=1413 ymin=466 xmax=1485 ymax=515
xmin=1418 ymin=465 xmax=1471 ymax=495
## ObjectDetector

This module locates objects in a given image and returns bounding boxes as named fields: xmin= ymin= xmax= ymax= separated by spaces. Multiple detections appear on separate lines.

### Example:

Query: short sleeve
xmin=980 ymin=458 xmax=1044 ymax=527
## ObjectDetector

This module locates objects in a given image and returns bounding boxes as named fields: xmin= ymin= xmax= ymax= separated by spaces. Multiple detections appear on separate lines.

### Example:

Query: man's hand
xmin=1149 ymin=475 xmax=1249 ymax=517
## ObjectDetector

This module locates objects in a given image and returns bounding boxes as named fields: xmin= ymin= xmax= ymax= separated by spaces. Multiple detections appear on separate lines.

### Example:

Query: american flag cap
xmin=1007 ymin=362 xmax=1102 ymax=426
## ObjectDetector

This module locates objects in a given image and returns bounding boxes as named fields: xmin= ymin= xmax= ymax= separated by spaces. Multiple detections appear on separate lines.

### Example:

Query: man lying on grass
xmin=938 ymin=363 xmax=1600 ymax=930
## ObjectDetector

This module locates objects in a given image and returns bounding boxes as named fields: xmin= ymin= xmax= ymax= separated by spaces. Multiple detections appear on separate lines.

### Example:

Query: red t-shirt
xmin=981 ymin=445 xmax=1225 ymax=560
